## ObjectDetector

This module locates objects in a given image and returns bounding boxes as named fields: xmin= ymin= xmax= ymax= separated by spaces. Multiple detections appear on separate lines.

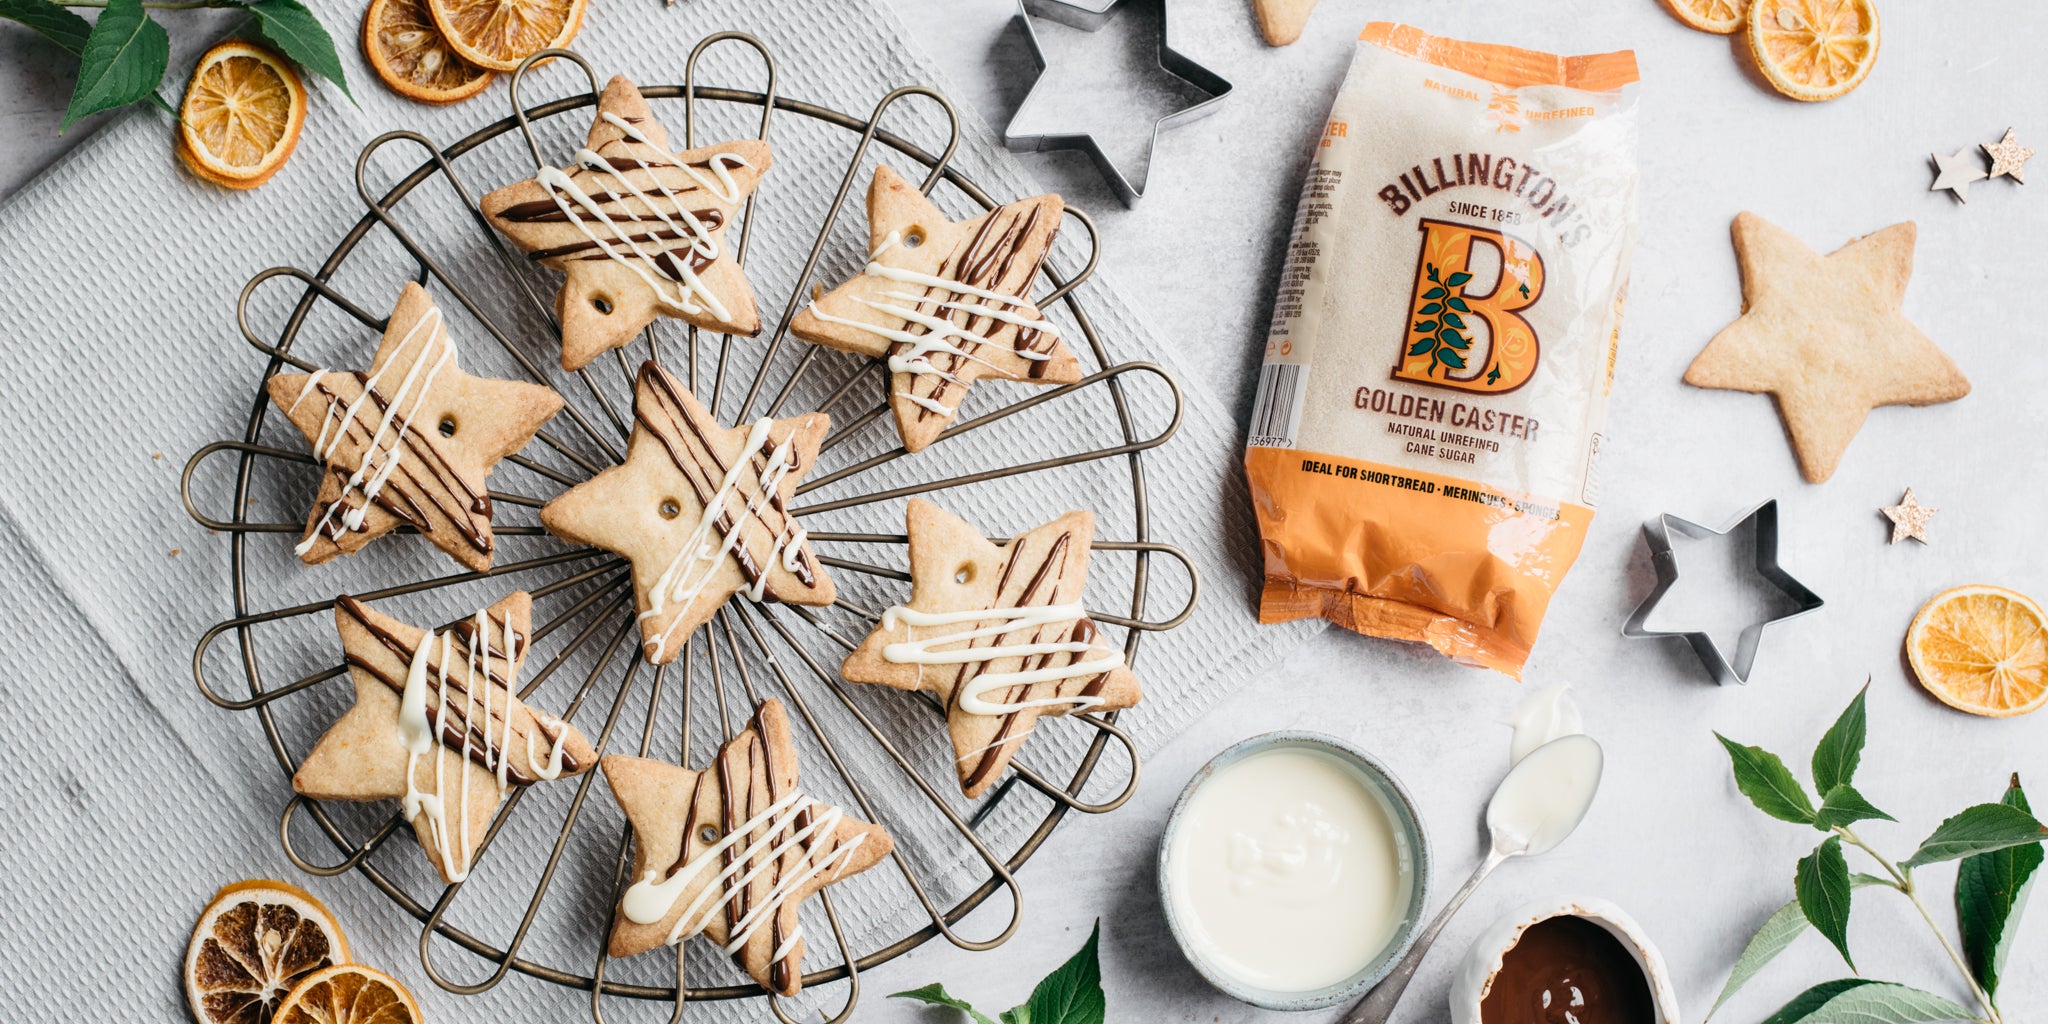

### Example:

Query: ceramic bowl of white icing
xmin=1450 ymin=896 xmax=1682 ymax=1024
xmin=1156 ymin=731 xmax=1432 ymax=1011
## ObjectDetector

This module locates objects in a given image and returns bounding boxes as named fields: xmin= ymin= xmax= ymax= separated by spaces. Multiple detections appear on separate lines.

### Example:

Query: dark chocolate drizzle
xmin=300 ymin=372 xmax=494 ymax=555
xmin=335 ymin=596 xmax=582 ymax=786
xmin=495 ymin=148 xmax=733 ymax=286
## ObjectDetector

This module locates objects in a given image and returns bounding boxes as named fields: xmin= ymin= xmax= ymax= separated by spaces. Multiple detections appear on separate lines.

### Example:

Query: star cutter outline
xmin=1004 ymin=0 xmax=1232 ymax=206
xmin=1621 ymin=499 xmax=1824 ymax=686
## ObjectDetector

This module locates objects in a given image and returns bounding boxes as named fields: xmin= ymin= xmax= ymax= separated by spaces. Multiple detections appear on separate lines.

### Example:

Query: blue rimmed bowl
xmin=1156 ymin=731 xmax=1433 ymax=1011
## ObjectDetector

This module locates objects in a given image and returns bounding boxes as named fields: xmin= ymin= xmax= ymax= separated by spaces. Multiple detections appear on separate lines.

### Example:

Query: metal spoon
xmin=1337 ymin=734 xmax=1605 ymax=1024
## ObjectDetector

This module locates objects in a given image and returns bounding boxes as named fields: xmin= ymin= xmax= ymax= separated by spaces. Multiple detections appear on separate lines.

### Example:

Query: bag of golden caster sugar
xmin=1245 ymin=23 xmax=1640 ymax=678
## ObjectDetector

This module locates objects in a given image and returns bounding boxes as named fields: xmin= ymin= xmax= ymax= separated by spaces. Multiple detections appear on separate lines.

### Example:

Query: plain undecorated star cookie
xmin=841 ymin=499 xmax=1140 ymax=798
xmin=1685 ymin=212 xmax=1969 ymax=484
xmin=293 ymin=592 xmax=597 ymax=884
xmin=539 ymin=361 xmax=834 ymax=664
xmin=601 ymin=698 xmax=892 ymax=996
xmin=790 ymin=164 xmax=1083 ymax=452
xmin=481 ymin=76 xmax=772 ymax=371
xmin=267 ymin=282 xmax=563 ymax=572
xmin=1254 ymin=0 xmax=1319 ymax=45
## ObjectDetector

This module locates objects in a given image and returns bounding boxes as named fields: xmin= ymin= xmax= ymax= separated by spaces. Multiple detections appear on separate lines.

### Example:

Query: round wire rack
xmin=179 ymin=33 xmax=1196 ymax=1023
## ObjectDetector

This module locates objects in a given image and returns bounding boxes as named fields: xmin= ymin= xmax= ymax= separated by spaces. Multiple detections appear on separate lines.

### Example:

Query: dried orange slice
xmin=1747 ymin=0 xmax=1880 ymax=102
xmin=1907 ymin=585 xmax=2048 ymax=718
xmin=176 ymin=40 xmax=308 ymax=190
xmin=184 ymin=880 xmax=351 ymax=1024
xmin=364 ymin=0 xmax=494 ymax=104
xmin=1664 ymin=0 xmax=1745 ymax=33
xmin=276 ymin=965 xmax=423 ymax=1024
xmin=425 ymin=0 xmax=587 ymax=73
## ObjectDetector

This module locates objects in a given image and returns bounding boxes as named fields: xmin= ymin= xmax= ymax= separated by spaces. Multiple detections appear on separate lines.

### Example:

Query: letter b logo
xmin=1392 ymin=218 xmax=1544 ymax=393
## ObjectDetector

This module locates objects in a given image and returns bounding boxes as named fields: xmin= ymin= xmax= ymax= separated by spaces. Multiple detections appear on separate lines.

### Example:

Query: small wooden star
xmin=267 ymin=283 xmax=563 ymax=572
xmin=539 ymin=361 xmax=834 ymax=664
xmin=600 ymin=699 xmax=891 ymax=995
xmin=841 ymin=499 xmax=1141 ymax=798
xmin=292 ymin=593 xmax=596 ymax=883
xmin=1930 ymin=147 xmax=1988 ymax=202
xmin=1881 ymin=488 xmax=1937 ymax=544
xmin=1983 ymin=128 xmax=2034 ymax=183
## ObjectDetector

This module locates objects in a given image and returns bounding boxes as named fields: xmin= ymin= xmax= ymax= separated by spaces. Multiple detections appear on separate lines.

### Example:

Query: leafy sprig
xmin=895 ymin=921 xmax=1105 ymax=1024
xmin=1710 ymin=684 xmax=2046 ymax=1024
xmin=1408 ymin=262 xmax=1475 ymax=378
xmin=1 ymin=0 xmax=348 ymax=131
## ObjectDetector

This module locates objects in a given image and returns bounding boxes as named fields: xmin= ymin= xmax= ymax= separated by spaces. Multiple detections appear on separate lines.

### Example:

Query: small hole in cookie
xmin=659 ymin=498 xmax=681 ymax=519
xmin=903 ymin=229 xmax=924 ymax=249
xmin=592 ymin=296 xmax=614 ymax=315
xmin=437 ymin=417 xmax=457 ymax=437
xmin=954 ymin=564 xmax=973 ymax=584
xmin=697 ymin=825 xmax=720 ymax=845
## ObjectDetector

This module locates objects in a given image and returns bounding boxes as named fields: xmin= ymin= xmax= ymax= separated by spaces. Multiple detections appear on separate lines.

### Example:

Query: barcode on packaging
xmin=1246 ymin=363 xmax=1308 ymax=449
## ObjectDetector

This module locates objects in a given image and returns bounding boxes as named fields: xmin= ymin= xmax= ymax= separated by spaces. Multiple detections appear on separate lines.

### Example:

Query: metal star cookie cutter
xmin=1621 ymin=499 xmax=1824 ymax=685
xmin=1005 ymin=0 xmax=1232 ymax=206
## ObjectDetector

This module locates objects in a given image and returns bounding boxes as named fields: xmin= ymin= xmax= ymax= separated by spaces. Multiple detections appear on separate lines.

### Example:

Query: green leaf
xmin=1814 ymin=784 xmax=1895 ymax=830
xmin=1412 ymin=320 xmax=1438 ymax=333
xmin=1016 ymin=922 xmax=1104 ymax=1024
xmin=1717 ymin=733 xmax=1818 ymax=824
xmin=1443 ymin=311 xmax=1466 ymax=329
xmin=1706 ymin=875 xmax=1891 ymax=1020
xmin=1448 ymin=296 xmax=1471 ymax=312
xmin=1445 ymin=271 xmax=1473 ymax=287
xmin=894 ymin=983 xmax=999 ymax=1024
xmin=1796 ymin=836 xmax=1855 ymax=969
xmin=62 ymin=0 xmax=168 ymax=130
xmin=1437 ymin=348 xmax=1467 ymax=370
xmin=1426 ymin=264 xmax=1439 ymax=281
xmin=1485 ymin=366 xmax=1501 ymax=384
xmin=1422 ymin=286 xmax=1446 ymax=299
xmin=1957 ymin=775 xmax=2040 ymax=1001
xmin=1406 ymin=338 xmax=1435 ymax=357
xmin=247 ymin=0 xmax=353 ymax=99
xmin=0 ymin=0 xmax=91 ymax=54
xmin=1761 ymin=980 xmax=1879 ymax=1024
xmin=1417 ymin=302 xmax=1443 ymax=316
xmin=1811 ymin=685 xmax=1868 ymax=794
xmin=1771 ymin=981 xmax=1975 ymax=1023
xmin=1901 ymin=802 xmax=2048 ymax=871
xmin=1440 ymin=329 xmax=1469 ymax=350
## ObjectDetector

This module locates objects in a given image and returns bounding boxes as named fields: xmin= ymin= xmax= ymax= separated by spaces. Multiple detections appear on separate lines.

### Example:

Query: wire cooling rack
xmin=178 ymin=33 xmax=1197 ymax=1023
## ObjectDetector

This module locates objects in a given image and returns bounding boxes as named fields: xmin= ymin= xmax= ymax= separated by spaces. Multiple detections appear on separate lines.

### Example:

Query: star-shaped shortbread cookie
xmin=480 ymin=76 xmax=772 ymax=371
xmin=292 ymin=592 xmax=597 ymax=884
xmin=790 ymin=165 xmax=1083 ymax=452
xmin=267 ymin=282 xmax=563 ymax=572
xmin=540 ymin=361 xmax=834 ymax=664
xmin=841 ymin=499 xmax=1140 ymax=798
xmin=1685 ymin=213 xmax=1969 ymax=484
xmin=601 ymin=698 xmax=891 ymax=996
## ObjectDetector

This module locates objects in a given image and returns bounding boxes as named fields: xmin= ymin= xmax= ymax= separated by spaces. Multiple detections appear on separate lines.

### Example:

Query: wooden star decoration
xmin=539 ymin=361 xmax=835 ymax=664
xmin=267 ymin=282 xmax=563 ymax=572
xmin=841 ymin=499 xmax=1141 ymax=798
xmin=292 ymin=592 xmax=597 ymax=884
xmin=1684 ymin=213 xmax=1970 ymax=483
xmin=1930 ymin=146 xmax=1988 ymax=202
xmin=789 ymin=164 xmax=1085 ymax=452
xmin=1882 ymin=488 xmax=1937 ymax=544
xmin=1983 ymin=128 xmax=2034 ymax=183
xmin=600 ymin=698 xmax=892 ymax=996
xmin=480 ymin=76 xmax=772 ymax=371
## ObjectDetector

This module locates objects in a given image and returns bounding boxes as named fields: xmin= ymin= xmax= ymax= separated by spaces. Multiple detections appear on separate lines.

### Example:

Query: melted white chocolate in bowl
xmin=1165 ymin=747 xmax=1415 ymax=994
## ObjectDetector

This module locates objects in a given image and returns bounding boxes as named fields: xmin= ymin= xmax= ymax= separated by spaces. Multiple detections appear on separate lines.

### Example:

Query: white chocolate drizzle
xmin=879 ymin=602 xmax=1121 ymax=715
xmin=297 ymin=307 xmax=452 ymax=554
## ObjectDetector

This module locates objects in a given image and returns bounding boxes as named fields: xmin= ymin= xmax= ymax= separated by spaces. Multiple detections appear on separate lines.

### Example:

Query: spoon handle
xmin=1337 ymin=847 xmax=1509 ymax=1024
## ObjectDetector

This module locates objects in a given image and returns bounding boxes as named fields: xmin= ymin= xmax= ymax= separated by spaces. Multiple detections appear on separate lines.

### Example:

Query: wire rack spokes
xmin=182 ymin=32 xmax=1198 ymax=1023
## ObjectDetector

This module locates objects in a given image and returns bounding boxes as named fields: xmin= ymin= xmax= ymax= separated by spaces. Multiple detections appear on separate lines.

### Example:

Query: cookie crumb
xmin=169 ymin=549 xmax=181 ymax=557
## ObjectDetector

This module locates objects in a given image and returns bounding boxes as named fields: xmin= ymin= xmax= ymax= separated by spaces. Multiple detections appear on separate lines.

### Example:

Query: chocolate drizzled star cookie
xmin=540 ymin=361 xmax=834 ymax=664
xmin=293 ymin=591 xmax=597 ymax=884
xmin=842 ymin=499 xmax=1140 ymax=798
xmin=267 ymin=282 xmax=563 ymax=573
xmin=481 ymin=76 xmax=772 ymax=371
xmin=790 ymin=164 xmax=1083 ymax=452
xmin=601 ymin=698 xmax=892 ymax=996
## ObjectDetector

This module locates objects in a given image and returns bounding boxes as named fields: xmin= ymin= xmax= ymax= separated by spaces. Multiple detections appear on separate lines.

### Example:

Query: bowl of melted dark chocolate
xmin=1452 ymin=897 xmax=1680 ymax=1024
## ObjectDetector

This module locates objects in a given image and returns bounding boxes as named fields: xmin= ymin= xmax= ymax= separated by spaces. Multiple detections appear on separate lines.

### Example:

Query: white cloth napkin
xmin=0 ymin=0 xmax=1314 ymax=1019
